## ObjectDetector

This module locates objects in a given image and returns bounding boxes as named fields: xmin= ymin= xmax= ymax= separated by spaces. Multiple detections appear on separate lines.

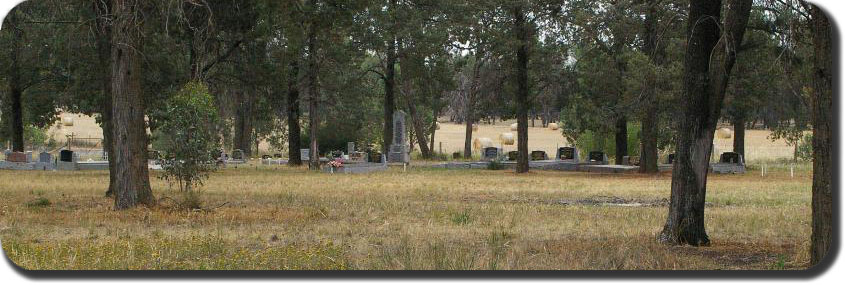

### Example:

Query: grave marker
xmin=39 ymin=152 xmax=52 ymax=163
xmin=482 ymin=147 xmax=500 ymax=161
xmin=530 ymin=151 xmax=549 ymax=161
xmin=388 ymin=111 xmax=410 ymax=163
xmin=557 ymin=147 xmax=578 ymax=161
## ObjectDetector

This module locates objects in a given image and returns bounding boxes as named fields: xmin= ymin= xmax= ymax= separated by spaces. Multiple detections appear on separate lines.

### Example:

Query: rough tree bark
xmin=732 ymin=116 xmax=745 ymax=157
xmin=4 ymin=9 xmax=24 ymax=152
xmin=94 ymin=0 xmax=117 ymax=197
xmin=403 ymin=79 xmax=432 ymax=159
xmin=234 ymin=90 xmax=254 ymax=157
xmin=615 ymin=116 xmax=627 ymax=165
xmin=287 ymin=59 xmax=302 ymax=166
xmin=383 ymin=37 xmax=397 ymax=155
xmin=658 ymin=0 xmax=751 ymax=246
xmin=514 ymin=6 xmax=530 ymax=174
xmin=639 ymin=0 xmax=660 ymax=173
xmin=464 ymin=51 xmax=483 ymax=159
xmin=306 ymin=15 xmax=320 ymax=170
xmin=111 ymin=0 xmax=155 ymax=210
xmin=809 ymin=4 xmax=833 ymax=266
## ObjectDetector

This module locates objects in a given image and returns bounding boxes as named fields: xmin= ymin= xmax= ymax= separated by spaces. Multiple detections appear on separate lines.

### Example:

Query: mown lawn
xmin=0 ymin=162 xmax=812 ymax=270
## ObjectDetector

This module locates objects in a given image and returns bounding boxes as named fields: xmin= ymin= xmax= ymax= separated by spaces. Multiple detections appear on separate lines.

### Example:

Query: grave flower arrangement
xmin=328 ymin=158 xmax=344 ymax=169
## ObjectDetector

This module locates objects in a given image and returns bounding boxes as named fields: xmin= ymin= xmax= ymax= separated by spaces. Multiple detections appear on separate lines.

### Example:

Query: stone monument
xmin=388 ymin=111 xmax=410 ymax=163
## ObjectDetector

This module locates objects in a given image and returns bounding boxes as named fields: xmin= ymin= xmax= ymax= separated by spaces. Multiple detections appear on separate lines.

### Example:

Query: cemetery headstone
xmin=60 ymin=150 xmax=74 ymax=162
xmin=347 ymin=142 xmax=356 ymax=155
xmin=25 ymin=151 xmax=33 ymax=163
xmin=6 ymin=152 xmax=26 ymax=162
xmin=507 ymin=151 xmax=519 ymax=161
xmin=3 ymin=149 xmax=10 ymax=159
xmin=388 ymin=111 xmax=410 ymax=163
xmin=300 ymin=149 xmax=311 ymax=161
xmin=531 ymin=151 xmax=548 ymax=161
xmin=557 ymin=147 xmax=578 ymax=161
xmin=482 ymin=147 xmax=500 ymax=161
xmin=666 ymin=153 xmax=675 ymax=164
xmin=719 ymin=152 xmax=744 ymax=164
xmin=39 ymin=151 xmax=52 ymax=163
xmin=232 ymin=149 xmax=245 ymax=160
xmin=588 ymin=151 xmax=608 ymax=164
xmin=712 ymin=152 xmax=746 ymax=174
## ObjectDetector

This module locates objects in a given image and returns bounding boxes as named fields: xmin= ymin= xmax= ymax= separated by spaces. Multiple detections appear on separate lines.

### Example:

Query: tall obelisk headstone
xmin=388 ymin=111 xmax=410 ymax=163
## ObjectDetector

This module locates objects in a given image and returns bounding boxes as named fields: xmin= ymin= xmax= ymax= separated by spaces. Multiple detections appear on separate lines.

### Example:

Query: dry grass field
xmin=1 ymin=162 xmax=812 ymax=270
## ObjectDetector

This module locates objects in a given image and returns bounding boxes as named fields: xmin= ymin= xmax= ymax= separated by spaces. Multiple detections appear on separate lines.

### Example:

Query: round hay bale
xmin=473 ymin=137 xmax=493 ymax=150
xmin=61 ymin=116 xmax=74 ymax=127
xmin=548 ymin=123 xmax=559 ymax=130
xmin=499 ymin=133 xmax=515 ymax=145
xmin=472 ymin=124 xmax=479 ymax=132
xmin=510 ymin=123 xmax=518 ymax=131
xmin=716 ymin=127 xmax=732 ymax=139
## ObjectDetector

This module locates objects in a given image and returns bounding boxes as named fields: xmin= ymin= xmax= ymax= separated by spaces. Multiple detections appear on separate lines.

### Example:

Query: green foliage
xmin=572 ymin=122 xmax=642 ymax=160
xmin=796 ymin=133 xmax=813 ymax=162
xmin=25 ymin=197 xmax=51 ymax=208
xmin=155 ymin=82 xmax=221 ymax=194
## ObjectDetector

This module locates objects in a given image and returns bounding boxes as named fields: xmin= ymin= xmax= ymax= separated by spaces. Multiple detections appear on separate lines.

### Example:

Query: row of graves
xmin=320 ymin=111 xmax=412 ymax=174
xmin=433 ymin=144 xmax=747 ymax=174
xmin=0 ymin=149 xmax=110 ymax=171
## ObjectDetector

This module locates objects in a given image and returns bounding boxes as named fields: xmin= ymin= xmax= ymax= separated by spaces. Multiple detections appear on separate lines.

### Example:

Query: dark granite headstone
xmin=232 ymin=149 xmax=245 ymax=160
xmin=60 ymin=150 xmax=74 ymax=162
xmin=530 ymin=151 xmax=548 ymax=161
xmin=557 ymin=147 xmax=577 ymax=161
xmin=666 ymin=153 xmax=675 ymax=164
xmin=719 ymin=152 xmax=743 ymax=164
xmin=588 ymin=151 xmax=607 ymax=163
xmin=507 ymin=151 xmax=519 ymax=161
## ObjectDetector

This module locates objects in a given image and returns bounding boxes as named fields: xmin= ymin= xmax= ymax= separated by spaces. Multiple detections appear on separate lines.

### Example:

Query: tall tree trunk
xmin=111 ymin=0 xmax=155 ymax=210
xmin=234 ymin=91 xmax=254 ymax=157
xmin=5 ymin=9 xmax=24 ymax=152
xmin=464 ymin=49 xmax=483 ymax=159
xmin=514 ymin=6 xmax=530 ymax=173
xmin=809 ymin=4 xmax=832 ymax=266
xmin=404 ymin=81 xmax=431 ymax=159
xmin=95 ymin=0 xmax=116 ymax=197
xmin=639 ymin=0 xmax=660 ymax=173
xmin=287 ymin=59 xmax=302 ymax=166
xmin=658 ymin=0 xmax=751 ymax=246
xmin=615 ymin=116 xmax=628 ymax=165
xmin=306 ymin=18 xmax=320 ymax=170
xmin=383 ymin=38 xmax=397 ymax=155
xmin=732 ymin=116 xmax=745 ymax=157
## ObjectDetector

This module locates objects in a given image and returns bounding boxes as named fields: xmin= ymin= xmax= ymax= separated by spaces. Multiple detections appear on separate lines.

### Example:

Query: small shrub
xmin=487 ymin=160 xmax=505 ymax=170
xmin=25 ymin=197 xmax=51 ymax=208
